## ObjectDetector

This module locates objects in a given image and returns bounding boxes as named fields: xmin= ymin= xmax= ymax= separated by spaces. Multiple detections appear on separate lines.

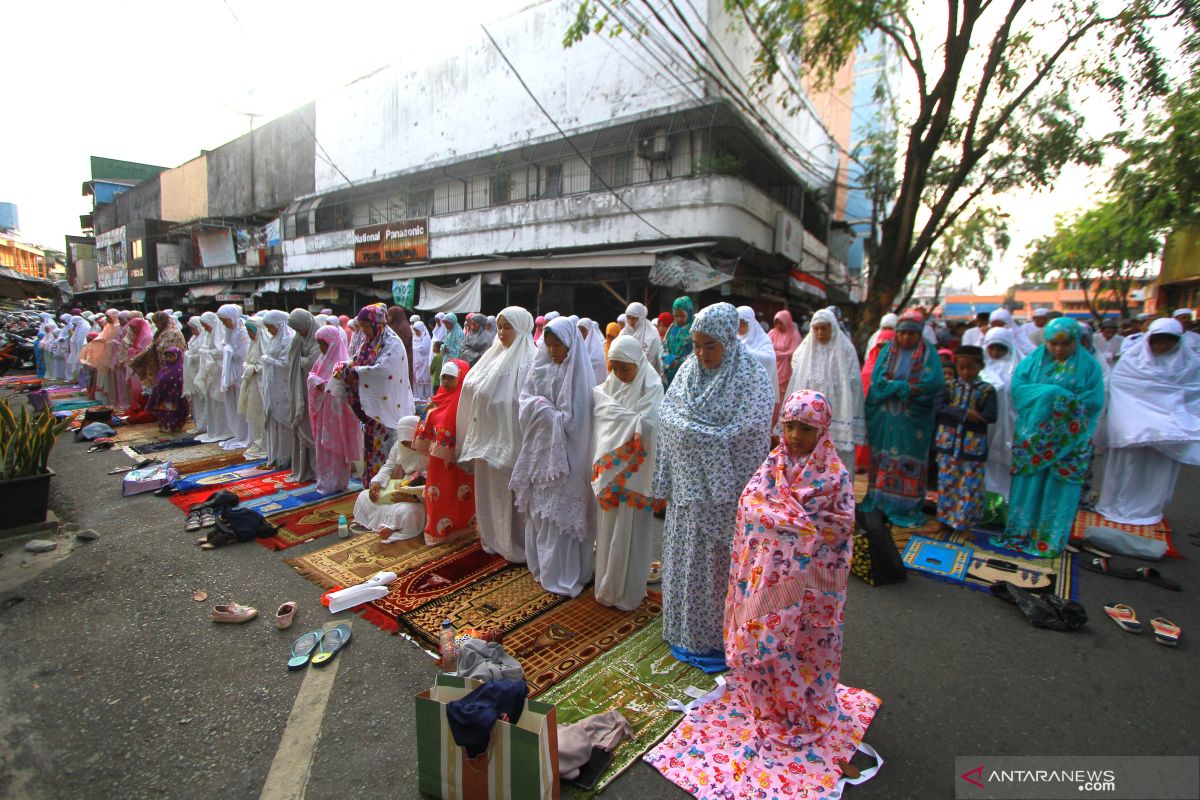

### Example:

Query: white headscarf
xmin=785 ymin=307 xmax=864 ymax=449
xmin=239 ymin=315 xmax=267 ymax=421
xmin=577 ymin=317 xmax=607 ymax=385
xmin=431 ymin=312 xmax=447 ymax=344
xmin=457 ymin=306 xmax=536 ymax=470
xmin=509 ymin=316 xmax=596 ymax=541
xmin=623 ymin=301 xmax=663 ymax=375
xmin=1105 ymin=317 xmax=1200 ymax=461
xmin=592 ymin=334 xmax=664 ymax=504
xmin=867 ymin=312 xmax=899 ymax=353
xmin=196 ymin=311 xmax=225 ymax=394
xmin=737 ymin=305 xmax=779 ymax=401
xmin=217 ymin=304 xmax=249 ymax=393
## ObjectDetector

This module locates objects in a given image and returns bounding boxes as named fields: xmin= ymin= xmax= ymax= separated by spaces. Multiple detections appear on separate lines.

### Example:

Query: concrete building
xmin=1153 ymin=226 xmax=1200 ymax=313
xmin=0 ymin=234 xmax=47 ymax=280
xmin=78 ymin=0 xmax=884 ymax=318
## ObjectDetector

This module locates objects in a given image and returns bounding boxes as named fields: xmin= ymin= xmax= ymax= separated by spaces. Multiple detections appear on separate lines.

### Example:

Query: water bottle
xmin=439 ymin=619 xmax=458 ymax=673
xmin=337 ymin=514 xmax=349 ymax=539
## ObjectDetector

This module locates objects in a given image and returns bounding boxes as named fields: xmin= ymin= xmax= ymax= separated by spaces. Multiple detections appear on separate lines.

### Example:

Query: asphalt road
xmin=1 ymin=409 xmax=1197 ymax=800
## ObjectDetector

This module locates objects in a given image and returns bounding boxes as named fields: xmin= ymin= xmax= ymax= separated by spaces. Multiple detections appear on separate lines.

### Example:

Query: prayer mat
xmin=646 ymin=683 xmax=881 ymax=799
xmin=169 ymin=472 xmax=310 ymax=512
xmin=51 ymin=398 xmax=99 ymax=412
xmin=137 ymin=445 xmax=243 ymax=473
xmin=893 ymin=523 xmax=1077 ymax=601
xmin=286 ymin=531 xmax=474 ymax=593
xmin=111 ymin=421 xmax=165 ymax=442
xmin=129 ymin=437 xmax=205 ymax=455
xmin=45 ymin=386 xmax=84 ymax=398
xmin=1071 ymin=510 xmax=1180 ymax=558
xmin=240 ymin=479 xmax=361 ymax=516
xmin=539 ymin=619 xmax=716 ymax=797
xmin=399 ymin=567 xmax=573 ymax=651
xmin=504 ymin=591 xmax=662 ymax=696
xmin=902 ymin=536 xmax=973 ymax=581
xmin=0 ymin=375 xmax=43 ymax=388
xmin=172 ymin=460 xmax=273 ymax=492
xmin=258 ymin=493 xmax=361 ymax=551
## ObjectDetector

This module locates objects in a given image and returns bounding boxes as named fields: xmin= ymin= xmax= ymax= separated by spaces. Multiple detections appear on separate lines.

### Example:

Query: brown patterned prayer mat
xmin=112 ymin=422 xmax=168 ymax=443
xmin=259 ymin=494 xmax=360 ymax=550
xmin=399 ymin=567 xmax=572 ymax=649
xmin=505 ymin=590 xmax=663 ymax=697
xmin=168 ymin=448 xmax=253 ymax=475
xmin=286 ymin=531 xmax=472 ymax=589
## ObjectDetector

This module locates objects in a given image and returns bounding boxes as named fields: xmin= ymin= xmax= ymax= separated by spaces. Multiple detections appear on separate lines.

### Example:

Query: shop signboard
xmin=354 ymin=219 xmax=429 ymax=267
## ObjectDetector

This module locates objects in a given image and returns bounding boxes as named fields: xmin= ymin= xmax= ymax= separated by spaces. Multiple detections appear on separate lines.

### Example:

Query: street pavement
xmin=1 ymin=424 xmax=1198 ymax=800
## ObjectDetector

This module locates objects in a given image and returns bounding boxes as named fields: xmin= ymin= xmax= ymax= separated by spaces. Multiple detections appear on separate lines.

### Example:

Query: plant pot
xmin=0 ymin=469 xmax=55 ymax=529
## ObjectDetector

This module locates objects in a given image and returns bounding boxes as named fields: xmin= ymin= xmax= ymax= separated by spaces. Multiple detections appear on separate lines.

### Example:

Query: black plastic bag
xmin=990 ymin=581 xmax=1087 ymax=631
xmin=850 ymin=507 xmax=907 ymax=586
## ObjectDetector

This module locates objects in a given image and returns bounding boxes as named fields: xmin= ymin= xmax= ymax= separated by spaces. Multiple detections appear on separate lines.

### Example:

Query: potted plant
xmin=0 ymin=401 xmax=70 ymax=529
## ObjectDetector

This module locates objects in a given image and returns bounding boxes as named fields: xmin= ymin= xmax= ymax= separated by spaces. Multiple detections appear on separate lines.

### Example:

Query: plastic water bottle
xmin=337 ymin=514 xmax=349 ymax=539
xmin=440 ymin=619 xmax=458 ymax=673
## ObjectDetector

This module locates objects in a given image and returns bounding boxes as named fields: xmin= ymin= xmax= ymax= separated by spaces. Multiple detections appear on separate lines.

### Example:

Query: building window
xmin=131 ymin=239 xmax=143 ymax=260
xmin=590 ymin=152 xmax=632 ymax=191
xmin=490 ymin=173 xmax=513 ymax=206
xmin=543 ymin=164 xmax=563 ymax=198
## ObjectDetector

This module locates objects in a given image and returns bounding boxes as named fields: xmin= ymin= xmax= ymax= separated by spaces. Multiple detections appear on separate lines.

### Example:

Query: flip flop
xmin=1103 ymin=603 xmax=1142 ymax=634
xmin=287 ymin=630 xmax=323 ymax=670
xmin=1150 ymin=617 xmax=1181 ymax=647
xmin=310 ymin=624 xmax=352 ymax=667
xmin=1133 ymin=567 xmax=1182 ymax=592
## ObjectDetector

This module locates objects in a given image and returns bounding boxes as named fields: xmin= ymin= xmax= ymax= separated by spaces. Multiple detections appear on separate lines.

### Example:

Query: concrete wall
xmin=207 ymin=104 xmax=317 ymax=218
xmin=282 ymin=230 xmax=354 ymax=273
xmin=115 ymin=178 xmax=162 ymax=227
xmin=312 ymin=0 xmax=739 ymax=192
xmin=429 ymin=174 xmax=780 ymax=260
xmin=160 ymin=155 xmax=209 ymax=223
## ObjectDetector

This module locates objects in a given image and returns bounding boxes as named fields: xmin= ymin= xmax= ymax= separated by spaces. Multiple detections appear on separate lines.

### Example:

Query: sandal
xmin=1150 ymin=617 xmax=1181 ymax=647
xmin=287 ymin=630 xmax=322 ymax=670
xmin=185 ymin=511 xmax=202 ymax=532
xmin=199 ymin=510 xmax=218 ymax=530
xmin=1103 ymin=603 xmax=1142 ymax=634
xmin=647 ymin=561 xmax=662 ymax=584
xmin=310 ymin=623 xmax=352 ymax=667
xmin=1133 ymin=567 xmax=1182 ymax=592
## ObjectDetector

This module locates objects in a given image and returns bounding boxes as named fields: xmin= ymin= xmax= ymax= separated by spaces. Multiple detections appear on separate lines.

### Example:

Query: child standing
xmin=147 ymin=347 xmax=190 ymax=433
xmin=934 ymin=345 xmax=998 ymax=533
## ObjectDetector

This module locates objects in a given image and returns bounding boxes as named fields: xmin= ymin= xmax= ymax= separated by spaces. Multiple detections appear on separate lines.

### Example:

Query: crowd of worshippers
xmin=35 ymin=301 xmax=1200 ymax=653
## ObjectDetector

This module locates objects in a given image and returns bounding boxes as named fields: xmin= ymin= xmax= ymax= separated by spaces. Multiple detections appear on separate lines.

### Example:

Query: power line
xmin=480 ymin=24 xmax=673 ymax=239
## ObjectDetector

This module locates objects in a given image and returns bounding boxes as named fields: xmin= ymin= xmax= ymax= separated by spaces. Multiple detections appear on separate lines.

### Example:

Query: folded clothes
xmin=558 ymin=710 xmax=634 ymax=780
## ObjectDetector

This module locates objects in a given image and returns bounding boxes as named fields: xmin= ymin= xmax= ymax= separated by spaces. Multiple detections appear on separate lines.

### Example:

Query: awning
xmin=371 ymin=243 xmax=719 ymax=282
xmin=252 ymin=279 xmax=281 ymax=296
xmin=183 ymin=283 xmax=231 ymax=301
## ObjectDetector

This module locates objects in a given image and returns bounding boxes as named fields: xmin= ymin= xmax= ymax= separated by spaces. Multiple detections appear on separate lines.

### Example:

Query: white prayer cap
xmin=1149 ymin=317 xmax=1184 ymax=337
xmin=989 ymin=308 xmax=1013 ymax=325
xmin=1033 ymin=307 xmax=1050 ymax=318
xmin=1172 ymin=308 xmax=1193 ymax=320
xmin=440 ymin=360 xmax=460 ymax=378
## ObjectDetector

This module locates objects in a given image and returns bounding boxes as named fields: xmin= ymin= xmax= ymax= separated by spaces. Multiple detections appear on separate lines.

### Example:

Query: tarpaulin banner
xmin=416 ymin=274 xmax=481 ymax=314
xmin=197 ymin=230 xmax=236 ymax=268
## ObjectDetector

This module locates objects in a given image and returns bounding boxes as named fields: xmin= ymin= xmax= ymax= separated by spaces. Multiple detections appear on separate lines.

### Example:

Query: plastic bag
xmin=990 ymin=581 xmax=1087 ymax=631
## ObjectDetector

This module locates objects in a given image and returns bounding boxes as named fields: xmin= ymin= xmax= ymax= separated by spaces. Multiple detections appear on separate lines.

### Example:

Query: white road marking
xmin=259 ymin=620 xmax=351 ymax=800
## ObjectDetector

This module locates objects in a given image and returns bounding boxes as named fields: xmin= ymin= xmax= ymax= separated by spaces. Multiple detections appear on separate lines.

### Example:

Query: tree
xmin=898 ymin=206 xmax=1011 ymax=311
xmin=1022 ymin=198 xmax=1158 ymax=321
xmin=565 ymin=0 xmax=1197 ymax=341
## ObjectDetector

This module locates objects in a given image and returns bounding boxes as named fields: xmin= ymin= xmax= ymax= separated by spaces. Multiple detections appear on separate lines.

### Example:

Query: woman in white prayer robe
xmin=591 ymin=335 xmax=664 ymax=611
xmin=216 ymin=304 xmax=251 ymax=450
xmin=981 ymin=326 xmax=1019 ymax=499
xmin=258 ymin=310 xmax=294 ymax=470
xmin=1096 ymin=318 xmax=1200 ymax=525
xmin=457 ymin=306 xmax=536 ymax=563
xmin=353 ymin=415 xmax=428 ymax=543
xmin=510 ymin=317 xmax=596 ymax=597
xmin=622 ymin=301 xmax=664 ymax=375
xmin=196 ymin=312 xmax=232 ymax=442
xmin=737 ymin=305 xmax=780 ymax=406
xmin=785 ymin=306 xmax=864 ymax=469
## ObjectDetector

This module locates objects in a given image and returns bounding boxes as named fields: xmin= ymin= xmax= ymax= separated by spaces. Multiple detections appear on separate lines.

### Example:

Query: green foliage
xmin=1023 ymin=198 xmax=1158 ymax=319
xmin=903 ymin=206 xmax=1011 ymax=308
xmin=0 ymin=402 xmax=70 ymax=481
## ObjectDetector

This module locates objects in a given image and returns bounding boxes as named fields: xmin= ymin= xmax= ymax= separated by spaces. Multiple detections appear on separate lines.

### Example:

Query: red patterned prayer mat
xmin=259 ymin=494 xmax=360 ymax=551
xmin=399 ymin=567 xmax=572 ymax=650
xmin=1071 ymin=510 xmax=1181 ymax=558
xmin=504 ymin=590 xmax=663 ymax=697
xmin=169 ymin=472 xmax=313 ymax=512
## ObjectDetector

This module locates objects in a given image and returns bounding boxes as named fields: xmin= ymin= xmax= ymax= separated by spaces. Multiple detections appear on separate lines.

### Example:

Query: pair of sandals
xmin=1103 ymin=604 xmax=1181 ymax=646
xmin=287 ymin=624 xmax=352 ymax=670
xmin=185 ymin=508 xmax=219 ymax=534
xmin=1079 ymin=556 xmax=1182 ymax=591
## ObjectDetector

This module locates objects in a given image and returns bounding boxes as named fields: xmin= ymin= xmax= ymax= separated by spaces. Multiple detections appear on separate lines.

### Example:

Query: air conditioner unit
xmin=637 ymin=128 xmax=670 ymax=161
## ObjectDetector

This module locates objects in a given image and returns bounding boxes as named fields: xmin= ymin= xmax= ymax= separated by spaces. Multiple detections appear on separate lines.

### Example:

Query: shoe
xmin=1150 ymin=618 xmax=1181 ymax=647
xmin=287 ymin=630 xmax=322 ymax=670
xmin=1103 ymin=603 xmax=1142 ymax=634
xmin=276 ymin=601 xmax=297 ymax=630
xmin=212 ymin=603 xmax=258 ymax=623
xmin=185 ymin=511 xmax=202 ymax=532
xmin=310 ymin=623 xmax=352 ymax=667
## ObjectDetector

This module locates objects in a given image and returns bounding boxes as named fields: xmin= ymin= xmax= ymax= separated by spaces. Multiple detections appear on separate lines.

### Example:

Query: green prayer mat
xmin=537 ymin=618 xmax=716 ymax=797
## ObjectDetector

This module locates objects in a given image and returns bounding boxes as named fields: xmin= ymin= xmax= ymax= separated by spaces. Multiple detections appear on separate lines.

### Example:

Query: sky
xmin=0 ymin=0 xmax=1157 ymax=293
